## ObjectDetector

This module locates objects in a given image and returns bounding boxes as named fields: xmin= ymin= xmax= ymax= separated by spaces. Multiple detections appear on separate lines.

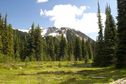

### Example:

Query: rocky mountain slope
xmin=41 ymin=27 xmax=95 ymax=43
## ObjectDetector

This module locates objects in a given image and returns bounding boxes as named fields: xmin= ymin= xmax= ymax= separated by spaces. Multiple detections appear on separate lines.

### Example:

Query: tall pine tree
xmin=27 ymin=23 xmax=35 ymax=61
xmin=0 ymin=14 xmax=3 ymax=53
xmin=34 ymin=25 xmax=42 ymax=61
xmin=116 ymin=0 xmax=126 ymax=68
xmin=59 ymin=34 xmax=66 ymax=61
xmin=74 ymin=36 xmax=81 ymax=61
xmin=67 ymin=42 xmax=74 ymax=61
xmin=93 ymin=2 xmax=104 ymax=66
xmin=104 ymin=5 xmax=117 ymax=66
xmin=7 ymin=24 xmax=14 ymax=57
xmin=45 ymin=36 xmax=55 ymax=60
xmin=2 ymin=14 xmax=8 ymax=55
xmin=81 ymin=38 xmax=87 ymax=63
xmin=13 ymin=30 xmax=20 ymax=60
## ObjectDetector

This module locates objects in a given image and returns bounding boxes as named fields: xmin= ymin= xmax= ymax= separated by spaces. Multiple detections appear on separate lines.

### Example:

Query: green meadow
xmin=0 ymin=61 xmax=126 ymax=84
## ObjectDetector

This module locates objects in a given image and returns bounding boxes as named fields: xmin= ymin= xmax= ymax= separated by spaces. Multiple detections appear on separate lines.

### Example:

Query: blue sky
xmin=0 ymin=0 xmax=117 ymax=40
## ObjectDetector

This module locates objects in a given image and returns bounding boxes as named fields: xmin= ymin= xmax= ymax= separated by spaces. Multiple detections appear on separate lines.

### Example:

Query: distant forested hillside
xmin=0 ymin=14 xmax=94 ymax=62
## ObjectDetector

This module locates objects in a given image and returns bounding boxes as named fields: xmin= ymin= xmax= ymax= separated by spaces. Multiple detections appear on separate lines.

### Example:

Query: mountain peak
xmin=41 ymin=27 xmax=94 ymax=42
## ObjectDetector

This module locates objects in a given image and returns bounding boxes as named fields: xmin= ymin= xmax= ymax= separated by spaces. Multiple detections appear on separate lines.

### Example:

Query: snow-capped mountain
xmin=18 ymin=26 xmax=94 ymax=43
xmin=41 ymin=27 xmax=94 ymax=42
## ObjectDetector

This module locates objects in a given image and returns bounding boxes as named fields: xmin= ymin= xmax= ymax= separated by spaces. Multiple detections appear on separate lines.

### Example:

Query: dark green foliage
xmin=26 ymin=23 xmax=36 ymax=61
xmin=53 ymin=37 xmax=60 ymax=60
xmin=66 ymin=29 xmax=76 ymax=61
xmin=41 ymin=37 xmax=47 ymax=61
xmin=81 ymin=38 xmax=87 ymax=62
xmin=0 ymin=14 xmax=3 ymax=53
xmin=13 ymin=29 xmax=28 ymax=61
xmin=0 ymin=14 xmax=94 ymax=62
xmin=13 ymin=30 xmax=20 ymax=60
xmin=94 ymin=3 xmax=117 ymax=67
xmin=116 ymin=0 xmax=126 ymax=68
xmin=0 ymin=36 xmax=2 ymax=53
xmin=67 ymin=42 xmax=74 ymax=61
xmin=85 ymin=40 xmax=93 ymax=60
xmin=93 ymin=2 xmax=104 ymax=66
xmin=2 ymin=14 xmax=8 ymax=55
xmin=0 ymin=15 xmax=14 ymax=62
xmin=104 ymin=5 xmax=117 ymax=66
xmin=97 ymin=3 xmax=103 ymax=42
xmin=45 ymin=36 xmax=55 ymax=60
xmin=45 ymin=36 xmax=60 ymax=61
xmin=59 ymin=34 xmax=67 ymax=61
xmin=34 ymin=25 xmax=42 ymax=61
xmin=26 ymin=24 xmax=42 ymax=61
xmin=74 ymin=36 xmax=81 ymax=61
xmin=7 ymin=24 xmax=14 ymax=57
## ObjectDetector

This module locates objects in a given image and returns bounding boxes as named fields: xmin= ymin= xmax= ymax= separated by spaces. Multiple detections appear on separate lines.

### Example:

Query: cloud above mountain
xmin=40 ymin=4 xmax=106 ymax=39
xmin=37 ymin=0 xmax=48 ymax=3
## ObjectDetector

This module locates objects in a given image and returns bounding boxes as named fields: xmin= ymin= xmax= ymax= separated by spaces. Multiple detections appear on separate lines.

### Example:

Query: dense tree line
xmin=94 ymin=3 xmax=117 ymax=67
xmin=1 ymin=0 xmax=125 ymax=69
xmin=94 ymin=2 xmax=117 ymax=67
xmin=116 ymin=0 xmax=126 ymax=68
xmin=94 ymin=0 xmax=126 ymax=69
xmin=0 ymin=14 xmax=94 ymax=62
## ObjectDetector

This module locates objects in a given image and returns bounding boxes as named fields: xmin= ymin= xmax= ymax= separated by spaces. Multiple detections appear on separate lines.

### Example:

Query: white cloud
xmin=40 ymin=9 xmax=44 ymax=16
xmin=37 ymin=0 xmax=48 ymax=3
xmin=40 ymin=4 xmax=106 ymax=39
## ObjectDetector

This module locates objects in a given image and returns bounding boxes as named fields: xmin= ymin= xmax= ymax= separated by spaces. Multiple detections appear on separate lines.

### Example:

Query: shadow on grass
xmin=60 ymin=79 xmax=98 ymax=84
xmin=60 ymin=68 xmax=126 ymax=84
xmin=18 ymin=69 xmax=104 ymax=75
xmin=70 ymin=63 xmax=92 ymax=68
xmin=19 ymin=68 xmax=125 ymax=77
xmin=16 ymin=65 xmax=126 ymax=83
xmin=57 ymin=62 xmax=92 ymax=68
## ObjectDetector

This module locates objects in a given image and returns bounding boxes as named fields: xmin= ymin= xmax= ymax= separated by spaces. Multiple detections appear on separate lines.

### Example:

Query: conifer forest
xmin=0 ymin=0 xmax=126 ymax=84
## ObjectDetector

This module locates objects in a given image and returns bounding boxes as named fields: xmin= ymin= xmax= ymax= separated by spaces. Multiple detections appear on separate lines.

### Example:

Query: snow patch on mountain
xmin=41 ymin=28 xmax=48 ymax=36
xmin=18 ymin=26 xmax=94 ymax=42
xmin=48 ymin=32 xmax=60 ymax=37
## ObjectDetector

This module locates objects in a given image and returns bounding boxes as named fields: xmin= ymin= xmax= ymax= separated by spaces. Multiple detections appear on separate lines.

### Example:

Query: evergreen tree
xmin=59 ymin=34 xmax=66 ymax=60
xmin=0 ymin=14 xmax=3 ymax=53
xmin=7 ymin=24 xmax=14 ymax=57
xmin=2 ymin=15 xmax=8 ymax=55
xmin=34 ymin=25 xmax=42 ymax=61
xmin=66 ymin=30 xmax=76 ymax=61
xmin=45 ymin=36 xmax=55 ymax=60
xmin=27 ymin=23 xmax=35 ymax=61
xmin=41 ymin=37 xmax=47 ymax=61
xmin=0 ymin=36 xmax=2 ymax=53
xmin=13 ymin=30 xmax=20 ymax=60
xmin=53 ymin=37 xmax=60 ymax=61
xmin=67 ymin=42 xmax=74 ymax=61
xmin=86 ymin=40 xmax=93 ymax=60
xmin=116 ymin=0 xmax=126 ymax=68
xmin=93 ymin=2 xmax=104 ymax=66
xmin=104 ymin=5 xmax=117 ymax=66
xmin=0 ymin=13 xmax=97 ymax=62
xmin=81 ymin=38 xmax=87 ymax=63
xmin=20 ymin=35 xmax=27 ymax=61
xmin=0 ymin=14 xmax=3 ymax=62
xmin=74 ymin=36 xmax=81 ymax=61
xmin=13 ymin=29 xmax=28 ymax=61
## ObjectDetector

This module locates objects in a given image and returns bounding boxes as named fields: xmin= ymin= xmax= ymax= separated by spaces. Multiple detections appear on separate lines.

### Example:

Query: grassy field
xmin=0 ymin=61 xmax=126 ymax=84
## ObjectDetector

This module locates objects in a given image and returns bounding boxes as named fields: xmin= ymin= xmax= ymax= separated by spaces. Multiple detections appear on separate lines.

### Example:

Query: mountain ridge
xmin=18 ymin=26 xmax=95 ymax=43
xmin=41 ymin=27 xmax=95 ymax=43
